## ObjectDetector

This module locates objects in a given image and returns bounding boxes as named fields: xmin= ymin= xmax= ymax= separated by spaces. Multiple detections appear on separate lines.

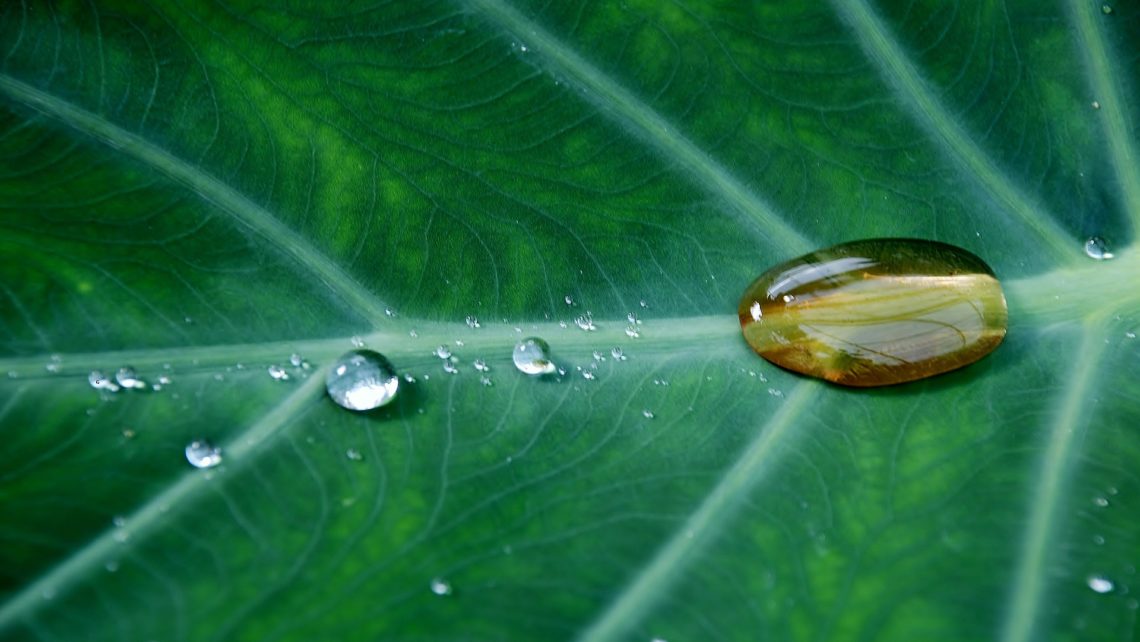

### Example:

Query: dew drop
xmin=289 ymin=353 xmax=303 ymax=367
xmin=88 ymin=370 xmax=121 ymax=392
xmin=642 ymin=409 xmax=654 ymax=419
xmin=575 ymin=313 xmax=597 ymax=331
xmin=346 ymin=448 xmax=364 ymax=462
xmin=443 ymin=362 xmax=459 ymax=375
xmin=513 ymin=337 xmax=557 ymax=375
xmin=1093 ymin=496 xmax=1109 ymax=507
xmin=465 ymin=315 xmax=481 ymax=329
xmin=1084 ymin=236 xmax=1114 ymax=260
xmin=267 ymin=364 xmax=290 ymax=381
xmin=581 ymin=370 xmax=596 ymax=381
xmin=1102 ymin=4 xmax=1113 ymax=14
xmin=1087 ymin=574 xmax=1114 ymax=593
xmin=434 ymin=345 xmax=453 ymax=360
xmin=564 ymin=295 xmax=574 ymax=306
xmin=739 ymin=239 xmax=1008 ymax=387
xmin=480 ymin=376 xmax=493 ymax=387
xmin=115 ymin=366 xmax=146 ymax=390
xmin=473 ymin=359 xmax=489 ymax=372
xmin=326 ymin=350 xmax=400 ymax=411
xmin=185 ymin=440 xmax=222 ymax=469
xmin=611 ymin=347 xmax=627 ymax=361
xmin=430 ymin=577 xmax=452 ymax=596
xmin=625 ymin=325 xmax=641 ymax=339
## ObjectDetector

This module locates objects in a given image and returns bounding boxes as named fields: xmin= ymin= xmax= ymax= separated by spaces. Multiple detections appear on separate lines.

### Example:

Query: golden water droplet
xmin=738 ymin=239 xmax=1007 ymax=386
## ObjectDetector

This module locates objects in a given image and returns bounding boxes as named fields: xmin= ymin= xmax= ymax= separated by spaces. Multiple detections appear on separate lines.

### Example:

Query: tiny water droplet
xmin=1092 ymin=100 xmax=1101 ymax=110
xmin=1084 ymin=236 xmax=1114 ymax=260
xmin=185 ymin=440 xmax=222 ymax=469
xmin=592 ymin=350 xmax=605 ymax=362
xmin=465 ymin=315 xmax=481 ymax=329
xmin=513 ymin=337 xmax=557 ymax=375
xmin=326 ymin=350 xmax=400 ymax=411
xmin=289 ymin=353 xmax=303 ymax=367
xmin=1102 ymin=4 xmax=1113 ymax=14
xmin=767 ymin=388 xmax=784 ymax=398
xmin=434 ymin=345 xmax=453 ymax=360
xmin=564 ymin=295 xmax=574 ymax=306
xmin=409 ymin=329 xmax=419 ymax=338
xmin=112 ymin=515 xmax=126 ymax=528
xmin=403 ymin=373 xmax=418 ymax=383
xmin=1093 ymin=534 xmax=1106 ymax=545
xmin=473 ymin=359 xmax=489 ymax=372
xmin=45 ymin=362 xmax=62 ymax=373
xmin=581 ymin=370 xmax=596 ymax=381
xmin=611 ymin=347 xmax=627 ymax=361
xmin=385 ymin=307 xmax=396 ymax=317
xmin=625 ymin=325 xmax=641 ymax=338
xmin=267 ymin=364 xmax=290 ymax=381
xmin=1087 ymin=574 xmax=1114 ymax=593
xmin=430 ymin=577 xmax=452 ymax=596
xmin=115 ymin=367 xmax=146 ymax=390
xmin=346 ymin=448 xmax=364 ymax=461
xmin=88 ymin=370 xmax=120 ymax=392
xmin=351 ymin=336 xmax=366 ymax=348
xmin=480 ymin=375 xmax=493 ymax=387
xmin=157 ymin=375 xmax=172 ymax=385
xmin=642 ymin=409 xmax=654 ymax=419
xmin=443 ymin=362 xmax=459 ymax=375
xmin=575 ymin=313 xmax=596 ymax=331
xmin=639 ymin=300 xmax=648 ymax=308
xmin=1093 ymin=496 xmax=1109 ymax=507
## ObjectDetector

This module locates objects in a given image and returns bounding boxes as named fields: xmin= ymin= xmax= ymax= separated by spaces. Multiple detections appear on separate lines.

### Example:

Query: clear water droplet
xmin=45 ymin=362 xmax=62 ymax=373
xmin=267 ymin=364 xmax=290 ymax=381
xmin=385 ymin=307 xmax=396 ymax=317
xmin=351 ymin=336 xmax=366 ymax=348
xmin=1093 ymin=496 xmax=1109 ymax=507
xmin=611 ymin=347 xmax=627 ymax=361
xmin=1084 ymin=236 xmax=1115 ymax=260
xmin=185 ymin=440 xmax=222 ymax=469
xmin=1103 ymin=4 xmax=1113 ymax=14
xmin=1093 ymin=534 xmax=1106 ymax=545
xmin=473 ymin=359 xmax=489 ymax=372
xmin=564 ymin=295 xmax=574 ymax=306
xmin=157 ymin=375 xmax=172 ymax=385
xmin=434 ymin=345 xmax=453 ymax=360
xmin=625 ymin=325 xmax=641 ymax=338
xmin=88 ymin=370 xmax=120 ymax=392
xmin=480 ymin=375 xmax=493 ymax=387
xmin=581 ymin=370 xmax=596 ymax=381
xmin=767 ymin=388 xmax=784 ymax=398
xmin=1087 ymin=574 xmax=1114 ymax=593
xmin=592 ymin=350 xmax=605 ymax=362
xmin=443 ymin=362 xmax=459 ymax=375
xmin=465 ymin=315 xmax=481 ymax=329
xmin=289 ymin=353 xmax=303 ymax=367
xmin=346 ymin=448 xmax=364 ymax=461
xmin=642 ymin=409 xmax=654 ymax=419
xmin=104 ymin=560 xmax=120 ymax=573
xmin=403 ymin=373 xmax=418 ymax=384
xmin=326 ymin=350 xmax=400 ymax=411
xmin=639 ymin=300 xmax=648 ymax=308
xmin=513 ymin=337 xmax=557 ymax=375
xmin=409 ymin=329 xmax=418 ymax=338
xmin=115 ymin=366 xmax=146 ymax=390
xmin=575 ymin=313 xmax=597 ymax=331
xmin=430 ymin=577 xmax=452 ymax=596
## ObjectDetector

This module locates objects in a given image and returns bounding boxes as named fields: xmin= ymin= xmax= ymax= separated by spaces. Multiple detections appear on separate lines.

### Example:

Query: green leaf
xmin=2 ymin=1 xmax=1138 ymax=641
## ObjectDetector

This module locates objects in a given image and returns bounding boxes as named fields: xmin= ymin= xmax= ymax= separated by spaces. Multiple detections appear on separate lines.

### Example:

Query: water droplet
xmin=185 ymin=440 xmax=222 ymax=469
xmin=443 ymin=362 xmax=459 ymax=375
xmin=626 ymin=312 xmax=641 ymax=325
xmin=409 ymin=330 xmax=418 ymax=338
xmin=479 ymin=376 xmax=493 ymax=387
xmin=473 ymin=359 xmax=489 ymax=372
xmin=351 ymin=336 xmax=366 ymax=348
xmin=575 ymin=313 xmax=597 ymax=331
xmin=1102 ymin=4 xmax=1113 ymax=14
xmin=1092 ymin=100 xmax=1101 ymax=110
xmin=639 ymin=300 xmax=648 ymax=308
xmin=403 ymin=373 xmax=418 ymax=383
xmin=385 ymin=307 xmax=396 ymax=317
xmin=513 ymin=337 xmax=557 ymax=375
xmin=434 ymin=345 xmax=453 ymax=360
xmin=739 ymin=239 xmax=1008 ymax=387
xmin=1126 ymin=331 xmax=1136 ymax=339
xmin=289 ymin=353 xmax=303 ymax=367
xmin=642 ymin=409 xmax=654 ymax=419
xmin=430 ymin=577 xmax=452 ymax=596
xmin=1093 ymin=534 xmax=1106 ymax=545
xmin=326 ymin=350 xmax=400 ymax=411
xmin=465 ymin=315 xmax=481 ymax=329
xmin=115 ymin=366 xmax=146 ymax=390
xmin=346 ymin=448 xmax=364 ymax=461
xmin=592 ymin=350 xmax=605 ymax=362
xmin=625 ymin=325 xmax=641 ymax=338
xmin=1084 ymin=236 xmax=1114 ymax=260
xmin=1087 ymin=574 xmax=1114 ymax=593
xmin=611 ymin=347 xmax=627 ymax=361
xmin=564 ymin=295 xmax=574 ymax=306
xmin=267 ymin=364 xmax=290 ymax=381
xmin=45 ymin=362 xmax=62 ymax=374
xmin=1093 ymin=496 xmax=1109 ymax=507
xmin=88 ymin=370 xmax=120 ymax=392
xmin=767 ymin=388 xmax=784 ymax=398
xmin=157 ymin=375 xmax=172 ymax=385
xmin=581 ymin=370 xmax=596 ymax=381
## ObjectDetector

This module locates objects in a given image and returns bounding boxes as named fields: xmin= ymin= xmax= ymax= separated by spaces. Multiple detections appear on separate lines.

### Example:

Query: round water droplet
xmin=611 ymin=347 xmax=627 ymax=361
xmin=443 ymin=362 xmax=459 ymax=375
xmin=88 ymin=370 xmax=120 ymax=392
xmin=465 ymin=315 xmax=481 ymax=329
xmin=326 ymin=350 xmax=400 ymax=411
xmin=1084 ymin=236 xmax=1114 ymax=260
xmin=642 ymin=409 xmax=654 ymax=419
xmin=1093 ymin=496 xmax=1109 ymax=507
xmin=513 ymin=338 xmax=557 ymax=375
xmin=430 ymin=577 xmax=452 ymax=596
xmin=473 ymin=359 xmax=489 ymax=372
xmin=115 ymin=366 xmax=146 ymax=390
xmin=289 ymin=353 xmax=303 ymax=367
xmin=739 ymin=239 xmax=1008 ymax=387
xmin=575 ymin=313 xmax=596 ymax=331
xmin=625 ymin=325 xmax=641 ymax=339
xmin=1087 ymin=574 xmax=1114 ymax=593
xmin=185 ymin=440 xmax=222 ymax=469
xmin=346 ymin=448 xmax=364 ymax=461
xmin=267 ymin=364 xmax=290 ymax=381
xmin=434 ymin=345 xmax=453 ymax=360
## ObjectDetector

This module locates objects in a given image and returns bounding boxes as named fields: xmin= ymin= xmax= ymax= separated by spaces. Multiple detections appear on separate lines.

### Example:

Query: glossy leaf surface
xmin=1 ymin=2 xmax=1139 ymax=642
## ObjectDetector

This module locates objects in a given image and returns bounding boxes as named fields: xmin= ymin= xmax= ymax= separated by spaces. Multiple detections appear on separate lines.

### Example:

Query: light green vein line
xmin=0 ymin=74 xmax=389 ymax=325
xmin=999 ymin=326 xmax=1104 ymax=642
xmin=1067 ymin=0 xmax=1140 ymax=232
xmin=0 ymin=368 xmax=328 ymax=632
xmin=832 ymin=0 xmax=1077 ymax=262
xmin=466 ymin=0 xmax=811 ymax=253
xmin=577 ymin=383 xmax=814 ymax=642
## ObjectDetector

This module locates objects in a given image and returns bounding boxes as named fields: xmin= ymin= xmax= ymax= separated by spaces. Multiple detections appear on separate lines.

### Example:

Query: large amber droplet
xmin=738 ymin=239 xmax=1007 ymax=387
